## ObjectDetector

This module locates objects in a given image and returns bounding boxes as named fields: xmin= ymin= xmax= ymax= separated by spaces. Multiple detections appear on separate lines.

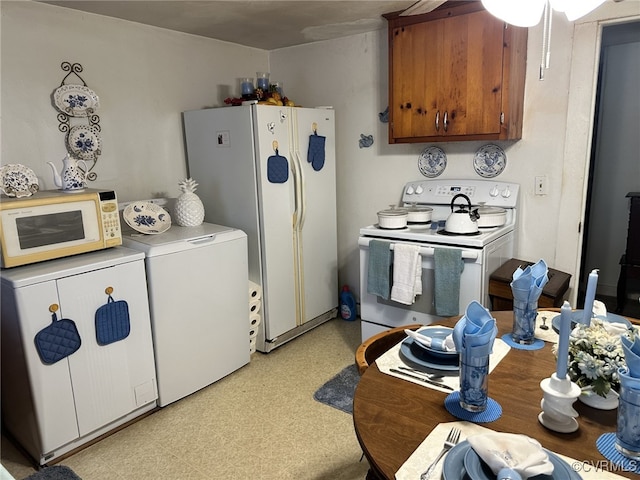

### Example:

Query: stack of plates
xmin=399 ymin=326 xmax=459 ymax=372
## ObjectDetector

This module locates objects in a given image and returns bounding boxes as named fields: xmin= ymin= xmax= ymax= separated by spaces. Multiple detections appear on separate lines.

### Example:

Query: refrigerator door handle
xmin=293 ymin=150 xmax=306 ymax=230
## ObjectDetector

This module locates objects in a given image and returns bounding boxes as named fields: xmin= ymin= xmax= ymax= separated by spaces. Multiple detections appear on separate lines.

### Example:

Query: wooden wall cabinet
xmin=385 ymin=2 xmax=527 ymax=143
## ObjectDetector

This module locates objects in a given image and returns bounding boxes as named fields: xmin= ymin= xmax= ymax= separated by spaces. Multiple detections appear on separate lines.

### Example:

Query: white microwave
xmin=0 ymin=189 xmax=122 ymax=268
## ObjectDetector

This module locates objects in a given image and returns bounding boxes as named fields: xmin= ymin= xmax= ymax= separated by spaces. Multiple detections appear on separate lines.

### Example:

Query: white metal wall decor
xmin=52 ymin=62 xmax=101 ymax=181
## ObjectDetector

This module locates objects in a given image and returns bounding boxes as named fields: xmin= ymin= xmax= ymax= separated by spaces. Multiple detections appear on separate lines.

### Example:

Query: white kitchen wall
xmin=3 ymin=1 xmax=638 ymax=305
xmin=1 ymin=1 xmax=269 ymax=201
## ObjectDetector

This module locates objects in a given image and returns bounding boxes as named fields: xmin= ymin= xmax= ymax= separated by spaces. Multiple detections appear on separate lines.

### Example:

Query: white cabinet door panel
xmin=57 ymin=260 xmax=157 ymax=436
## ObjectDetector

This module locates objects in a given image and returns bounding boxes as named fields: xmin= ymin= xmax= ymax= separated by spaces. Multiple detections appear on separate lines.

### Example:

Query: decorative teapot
xmin=47 ymin=154 xmax=88 ymax=191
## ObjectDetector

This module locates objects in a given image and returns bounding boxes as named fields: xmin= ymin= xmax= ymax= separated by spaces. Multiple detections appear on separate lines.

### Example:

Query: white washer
xmin=122 ymin=222 xmax=249 ymax=407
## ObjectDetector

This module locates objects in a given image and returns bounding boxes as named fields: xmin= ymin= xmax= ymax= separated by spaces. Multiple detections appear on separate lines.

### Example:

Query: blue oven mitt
xmin=95 ymin=294 xmax=131 ymax=346
xmin=307 ymin=132 xmax=326 ymax=171
xmin=34 ymin=311 xmax=82 ymax=365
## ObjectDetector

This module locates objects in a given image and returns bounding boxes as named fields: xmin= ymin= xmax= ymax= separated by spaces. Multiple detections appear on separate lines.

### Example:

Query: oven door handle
xmin=358 ymin=238 xmax=479 ymax=260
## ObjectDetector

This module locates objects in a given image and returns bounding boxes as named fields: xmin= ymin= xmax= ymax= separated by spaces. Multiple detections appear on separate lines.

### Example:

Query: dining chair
xmin=355 ymin=324 xmax=421 ymax=375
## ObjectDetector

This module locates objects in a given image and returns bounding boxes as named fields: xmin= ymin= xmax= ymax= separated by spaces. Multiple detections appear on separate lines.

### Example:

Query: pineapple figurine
xmin=174 ymin=178 xmax=205 ymax=227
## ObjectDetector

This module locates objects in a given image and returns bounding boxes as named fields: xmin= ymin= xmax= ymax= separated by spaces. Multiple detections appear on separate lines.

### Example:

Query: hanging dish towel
xmin=307 ymin=132 xmax=326 ymax=171
xmin=391 ymin=244 xmax=422 ymax=305
xmin=34 ymin=312 xmax=82 ymax=365
xmin=434 ymin=247 xmax=465 ymax=316
xmin=367 ymin=239 xmax=392 ymax=300
xmin=95 ymin=294 xmax=131 ymax=345
xmin=267 ymin=149 xmax=289 ymax=183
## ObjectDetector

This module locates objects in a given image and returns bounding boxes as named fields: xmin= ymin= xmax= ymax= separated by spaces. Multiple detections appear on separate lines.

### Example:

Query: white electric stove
xmin=359 ymin=179 xmax=520 ymax=340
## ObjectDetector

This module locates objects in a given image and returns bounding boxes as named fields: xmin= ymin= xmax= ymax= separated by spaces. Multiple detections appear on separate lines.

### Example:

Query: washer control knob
xmin=502 ymin=187 xmax=512 ymax=198
xmin=490 ymin=186 xmax=500 ymax=197
xmin=406 ymin=185 xmax=415 ymax=195
xmin=415 ymin=185 xmax=424 ymax=194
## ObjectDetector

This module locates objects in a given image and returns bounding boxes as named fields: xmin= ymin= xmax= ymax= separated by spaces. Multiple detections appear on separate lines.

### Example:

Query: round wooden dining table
xmin=353 ymin=310 xmax=639 ymax=480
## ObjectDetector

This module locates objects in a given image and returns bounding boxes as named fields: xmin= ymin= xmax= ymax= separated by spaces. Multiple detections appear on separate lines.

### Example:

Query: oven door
xmin=358 ymin=237 xmax=484 ymax=340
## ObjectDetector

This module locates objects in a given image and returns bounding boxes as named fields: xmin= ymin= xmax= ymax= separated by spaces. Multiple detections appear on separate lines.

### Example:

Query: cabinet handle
xmin=443 ymin=111 xmax=448 ymax=132
xmin=435 ymin=111 xmax=440 ymax=131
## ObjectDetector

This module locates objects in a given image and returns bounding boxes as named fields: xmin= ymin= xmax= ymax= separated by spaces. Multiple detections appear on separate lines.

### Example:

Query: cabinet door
xmin=56 ymin=259 xmax=157 ymax=436
xmin=390 ymin=20 xmax=442 ymax=139
xmin=387 ymin=5 xmax=524 ymax=143
xmin=440 ymin=10 xmax=504 ymax=137
xmin=10 ymin=281 xmax=80 ymax=453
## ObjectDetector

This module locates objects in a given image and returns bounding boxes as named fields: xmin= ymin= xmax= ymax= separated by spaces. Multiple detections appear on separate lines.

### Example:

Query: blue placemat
xmin=501 ymin=334 xmax=546 ymax=351
xmin=444 ymin=391 xmax=502 ymax=423
xmin=596 ymin=433 xmax=640 ymax=474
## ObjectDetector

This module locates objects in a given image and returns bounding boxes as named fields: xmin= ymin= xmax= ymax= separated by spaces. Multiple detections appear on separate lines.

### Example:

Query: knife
xmin=389 ymin=368 xmax=454 ymax=391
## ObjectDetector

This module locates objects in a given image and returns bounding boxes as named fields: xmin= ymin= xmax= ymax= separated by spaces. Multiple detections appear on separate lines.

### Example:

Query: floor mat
xmin=313 ymin=363 xmax=360 ymax=414
xmin=24 ymin=465 xmax=81 ymax=480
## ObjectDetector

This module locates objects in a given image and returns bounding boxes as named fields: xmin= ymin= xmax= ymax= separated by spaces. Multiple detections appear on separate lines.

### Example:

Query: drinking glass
xmin=459 ymin=353 xmax=489 ymax=412
xmin=512 ymin=300 xmax=538 ymax=344
xmin=616 ymin=378 xmax=640 ymax=459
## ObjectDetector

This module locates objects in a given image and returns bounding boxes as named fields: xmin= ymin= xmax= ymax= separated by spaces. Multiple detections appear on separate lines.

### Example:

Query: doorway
xmin=580 ymin=21 xmax=640 ymax=318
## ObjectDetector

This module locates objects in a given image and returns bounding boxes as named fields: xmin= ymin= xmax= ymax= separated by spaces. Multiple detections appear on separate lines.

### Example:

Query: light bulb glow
xmin=481 ymin=0 xmax=546 ymax=27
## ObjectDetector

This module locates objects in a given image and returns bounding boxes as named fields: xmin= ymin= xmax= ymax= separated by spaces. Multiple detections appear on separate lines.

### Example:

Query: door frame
xmin=555 ymin=6 xmax=640 ymax=306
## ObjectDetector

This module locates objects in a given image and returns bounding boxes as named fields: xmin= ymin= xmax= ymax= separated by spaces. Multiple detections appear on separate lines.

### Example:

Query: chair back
xmin=355 ymin=324 xmax=421 ymax=375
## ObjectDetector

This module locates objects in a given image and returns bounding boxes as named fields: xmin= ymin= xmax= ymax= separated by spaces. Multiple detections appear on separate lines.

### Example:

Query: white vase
xmin=578 ymin=388 xmax=619 ymax=410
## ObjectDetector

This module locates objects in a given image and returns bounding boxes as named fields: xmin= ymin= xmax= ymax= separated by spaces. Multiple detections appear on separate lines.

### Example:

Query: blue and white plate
xmin=418 ymin=146 xmax=447 ymax=178
xmin=53 ymin=84 xmax=100 ymax=117
xmin=123 ymin=202 xmax=171 ymax=235
xmin=413 ymin=326 xmax=457 ymax=360
xmin=473 ymin=144 xmax=506 ymax=178
xmin=443 ymin=441 xmax=582 ymax=480
xmin=67 ymin=125 xmax=102 ymax=160
xmin=399 ymin=337 xmax=459 ymax=373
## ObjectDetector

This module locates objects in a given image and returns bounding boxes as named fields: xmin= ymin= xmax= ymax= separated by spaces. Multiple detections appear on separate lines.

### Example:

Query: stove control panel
xmin=403 ymin=179 xmax=519 ymax=207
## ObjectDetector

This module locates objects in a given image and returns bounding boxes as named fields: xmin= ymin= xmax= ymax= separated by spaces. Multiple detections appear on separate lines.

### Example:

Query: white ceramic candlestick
xmin=539 ymin=373 xmax=581 ymax=432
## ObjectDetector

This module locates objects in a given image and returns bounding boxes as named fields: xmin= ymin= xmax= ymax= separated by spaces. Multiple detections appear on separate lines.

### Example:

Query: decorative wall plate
xmin=67 ymin=125 xmax=102 ymax=160
xmin=53 ymin=84 xmax=100 ymax=117
xmin=473 ymin=144 xmax=506 ymax=178
xmin=123 ymin=202 xmax=172 ymax=235
xmin=418 ymin=146 xmax=447 ymax=178
xmin=0 ymin=164 xmax=39 ymax=197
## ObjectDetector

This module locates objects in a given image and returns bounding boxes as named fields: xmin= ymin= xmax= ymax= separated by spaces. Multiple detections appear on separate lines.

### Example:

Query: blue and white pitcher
xmin=48 ymin=154 xmax=87 ymax=191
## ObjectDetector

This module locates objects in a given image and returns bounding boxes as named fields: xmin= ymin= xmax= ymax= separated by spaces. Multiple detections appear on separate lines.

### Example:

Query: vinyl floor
xmin=1 ymin=318 xmax=371 ymax=480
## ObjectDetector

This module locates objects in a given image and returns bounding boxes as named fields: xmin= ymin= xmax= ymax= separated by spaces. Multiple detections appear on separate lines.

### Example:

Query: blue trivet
xmin=596 ymin=433 xmax=640 ymax=474
xmin=501 ymin=334 xmax=545 ymax=351
xmin=444 ymin=391 xmax=502 ymax=423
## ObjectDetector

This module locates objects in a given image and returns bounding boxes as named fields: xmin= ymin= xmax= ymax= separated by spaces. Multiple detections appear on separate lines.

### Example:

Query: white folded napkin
xmin=467 ymin=433 xmax=553 ymax=480
xmin=404 ymin=329 xmax=456 ymax=352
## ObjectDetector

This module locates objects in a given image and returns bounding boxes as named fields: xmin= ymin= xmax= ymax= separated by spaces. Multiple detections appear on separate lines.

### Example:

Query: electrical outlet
xmin=535 ymin=175 xmax=548 ymax=195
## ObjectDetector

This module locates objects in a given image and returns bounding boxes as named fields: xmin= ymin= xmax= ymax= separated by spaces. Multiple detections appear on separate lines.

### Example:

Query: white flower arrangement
xmin=554 ymin=318 xmax=637 ymax=397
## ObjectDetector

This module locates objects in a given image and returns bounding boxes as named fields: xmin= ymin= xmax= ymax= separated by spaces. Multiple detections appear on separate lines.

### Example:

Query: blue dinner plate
xmin=413 ymin=326 xmax=458 ymax=360
xmin=551 ymin=309 xmax=632 ymax=334
xmin=462 ymin=442 xmax=583 ymax=480
xmin=399 ymin=338 xmax=459 ymax=373
xmin=443 ymin=441 xmax=583 ymax=480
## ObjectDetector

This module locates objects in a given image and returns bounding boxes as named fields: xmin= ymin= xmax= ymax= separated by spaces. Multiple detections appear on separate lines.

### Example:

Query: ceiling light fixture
xmin=481 ymin=0 xmax=607 ymax=79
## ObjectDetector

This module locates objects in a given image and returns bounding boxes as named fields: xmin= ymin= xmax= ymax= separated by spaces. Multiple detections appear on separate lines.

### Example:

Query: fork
xmin=419 ymin=427 xmax=461 ymax=480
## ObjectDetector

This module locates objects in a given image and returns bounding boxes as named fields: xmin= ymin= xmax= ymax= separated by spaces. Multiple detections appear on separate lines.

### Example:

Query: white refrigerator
xmin=183 ymin=105 xmax=338 ymax=352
